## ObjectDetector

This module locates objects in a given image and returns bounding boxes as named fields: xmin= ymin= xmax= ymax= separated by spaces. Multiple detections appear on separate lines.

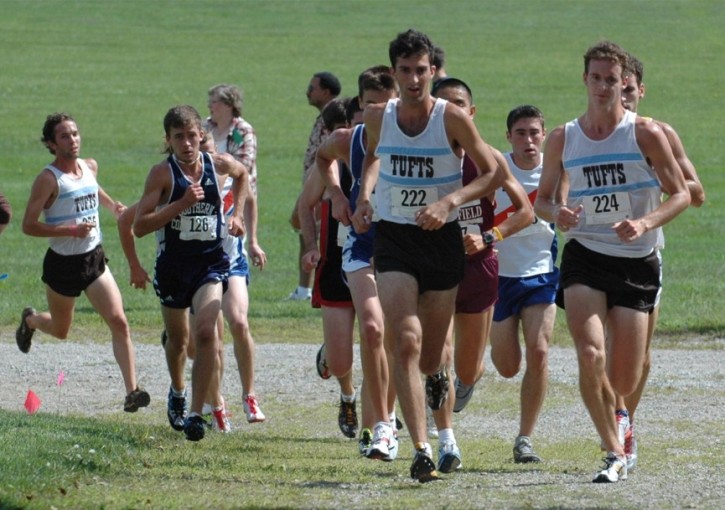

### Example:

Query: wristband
xmin=492 ymin=226 xmax=504 ymax=241
xmin=69 ymin=225 xmax=79 ymax=237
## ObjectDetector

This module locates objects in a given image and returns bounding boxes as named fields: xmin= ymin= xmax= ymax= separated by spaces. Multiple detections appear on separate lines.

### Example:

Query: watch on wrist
xmin=483 ymin=230 xmax=496 ymax=247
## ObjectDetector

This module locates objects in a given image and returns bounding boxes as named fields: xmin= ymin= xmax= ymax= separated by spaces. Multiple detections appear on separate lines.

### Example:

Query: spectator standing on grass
xmin=351 ymin=29 xmax=504 ymax=483
xmin=534 ymin=41 xmax=690 ymax=483
xmin=0 ymin=192 xmax=11 ymax=235
xmin=133 ymin=105 xmax=249 ymax=441
xmin=427 ymin=78 xmax=533 ymax=474
xmin=16 ymin=112 xmax=150 ymax=413
xmin=204 ymin=83 xmax=267 ymax=429
xmin=610 ymin=53 xmax=706 ymax=472
xmin=488 ymin=104 xmax=558 ymax=464
xmin=288 ymin=71 xmax=342 ymax=301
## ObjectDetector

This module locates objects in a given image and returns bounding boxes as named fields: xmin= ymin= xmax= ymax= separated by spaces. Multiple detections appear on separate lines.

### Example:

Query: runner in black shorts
xmin=374 ymin=220 xmax=464 ymax=293
xmin=42 ymin=244 xmax=107 ymax=297
xmin=350 ymin=30 xmax=504 ymax=482
xmin=17 ymin=112 xmax=149 ymax=414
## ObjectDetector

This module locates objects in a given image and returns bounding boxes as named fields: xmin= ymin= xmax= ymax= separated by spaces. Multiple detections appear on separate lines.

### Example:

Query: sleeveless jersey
xmin=346 ymin=123 xmax=376 ymax=252
xmin=562 ymin=110 xmax=661 ymax=257
xmin=494 ymin=153 xmax=557 ymax=277
xmin=156 ymin=152 xmax=225 ymax=258
xmin=43 ymin=158 xmax=101 ymax=256
xmin=457 ymin=154 xmax=494 ymax=238
xmin=375 ymin=98 xmax=462 ymax=225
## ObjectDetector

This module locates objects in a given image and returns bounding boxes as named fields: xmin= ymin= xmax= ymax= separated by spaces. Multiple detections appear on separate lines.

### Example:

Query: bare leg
xmin=565 ymin=284 xmax=622 ymax=456
xmin=84 ymin=268 xmax=137 ymax=393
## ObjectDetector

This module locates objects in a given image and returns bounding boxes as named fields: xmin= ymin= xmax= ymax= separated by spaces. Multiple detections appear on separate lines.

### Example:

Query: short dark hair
xmin=314 ymin=71 xmax=342 ymax=96
xmin=357 ymin=65 xmax=396 ymax=97
xmin=345 ymin=96 xmax=362 ymax=125
xmin=506 ymin=105 xmax=545 ymax=132
xmin=431 ymin=77 xmax=472 ymax=102
xmin=388 ymin=29 xmax=434 ymax=67
xmin=41 ymin=112 xmax=76 ymax=154
xmin=432 ymin=45 xmax=446 ymax=69
xmin=321 ymin=97 xmax=350 ymax=132
xmin=163 ymin=105 xmax=202 ymax=136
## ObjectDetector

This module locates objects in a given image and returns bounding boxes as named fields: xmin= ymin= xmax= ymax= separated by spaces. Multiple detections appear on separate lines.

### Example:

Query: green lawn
xmin=1 ymin=0 xmax=723 ymax=342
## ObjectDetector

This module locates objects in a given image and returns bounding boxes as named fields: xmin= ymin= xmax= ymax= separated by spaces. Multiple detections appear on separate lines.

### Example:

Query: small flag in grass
xmin=24 ymin=390 xmax=41 ymax=414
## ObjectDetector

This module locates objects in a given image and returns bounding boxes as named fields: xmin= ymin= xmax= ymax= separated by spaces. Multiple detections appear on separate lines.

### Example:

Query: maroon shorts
xmin=455 ymin=247 xmax=498 ymax=314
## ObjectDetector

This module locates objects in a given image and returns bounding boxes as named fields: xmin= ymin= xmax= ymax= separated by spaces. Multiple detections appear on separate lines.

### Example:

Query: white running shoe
xmin=243 ymin=394 xmax=266 ymax=423
xmin=616 ymin=411 xmax=630 ymax=447
xmin=593 ymin=452 xmax=627 ymax=483
xmin=437 ymin=441 xmax=462 ymax=473
xmin=286 ymin=288 xmax=311 ymax=301
xmin=366 ymin=423 xmax=398 ymax=462
xmin=626 ymin=421 xmax=637 ymax=471
xmin=453 ymin=378 xmax=475 ymax=413
xmin=211 ymin=406 xmax=231 ymax=433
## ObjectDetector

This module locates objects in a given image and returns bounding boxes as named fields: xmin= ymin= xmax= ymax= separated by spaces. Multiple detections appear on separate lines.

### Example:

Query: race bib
xmin=460 ymin=224 xmax=481 ymax=237
xmin=178 ymin=215 xmax=218 ymax=241
xmin=337 ymin=224 xmax=350 ymax=248
xmin=583 ymin=192 xmax=632 ymax=225
xmin=390 ymin=186 xmax=438 ymax=219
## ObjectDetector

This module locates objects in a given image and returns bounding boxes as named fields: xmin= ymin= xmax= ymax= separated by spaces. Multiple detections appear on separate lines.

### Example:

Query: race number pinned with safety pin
xmin=390 ymin=186 xmax=438 ymax=219
xmin=582 ymin=192 xmax=632 ymax=225
xmin=177 ymin=214 xmax=218 ymax=241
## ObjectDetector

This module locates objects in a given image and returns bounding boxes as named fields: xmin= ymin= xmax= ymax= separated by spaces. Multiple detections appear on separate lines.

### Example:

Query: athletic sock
xmin=438 ymin=428 xmax=455 ymax=445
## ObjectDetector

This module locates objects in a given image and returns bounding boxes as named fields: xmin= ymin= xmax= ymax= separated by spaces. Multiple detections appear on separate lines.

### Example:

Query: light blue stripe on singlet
xmin=377 ymin=145 xmax=451 ymax=157
xmin=45 ymin=209 xmax=99 ymax=224
xmin=568 ymin=178 xmax=661 ymax=198
xmin=564 ymin=152 xmax=642 ymax=168
xmin=57 ymin=186 xmax=97 ymax=200
xmin=379 ymin=172 xmax=460 ymax=186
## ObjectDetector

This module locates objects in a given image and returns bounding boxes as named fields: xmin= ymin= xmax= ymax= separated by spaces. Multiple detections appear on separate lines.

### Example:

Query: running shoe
xmin=616 ymin=410 xmax=630 ymax=447
xmin=358 ymin=428 xmax=372 ymax=456
xmin=513 ymin=435 xmax=541 ymax=463
xmin=286 ymin=288 xmax=311 ymax=301
xmin=592 ymin=452 xmax=627 ymax=483
xmin=366 ymin=423 xmax=398 ymax=462
xmin=410 ymin=447 xmax=440 ymax=483
xmin=184 ymin=414 xmax=206 ymax=441
xmin=626 ymin=420 xmax=637 ymax=471
xmin=338 ymin=397 xmax=358 ymax=439
xmin=211 ymin=406 xmax=231 ymax=433
xmin=123 ymin=387 xmax=150 ymax=413
xmin=167 ymin=387 xmax=188 ymax=431
xmin=437 ymin=441 xmax=462 ymax=473
xmin=453 ymin=378 xmax=475 ymax=413
xmin=16 ymin=307 xmax=36 ymax=353
xmin=425 ymin=367 xmax=449 ymax=410
xmin=243 ymin=394 xmax=266 ymax=423
xmin=316 ymin=344 xmax=331 ymax=380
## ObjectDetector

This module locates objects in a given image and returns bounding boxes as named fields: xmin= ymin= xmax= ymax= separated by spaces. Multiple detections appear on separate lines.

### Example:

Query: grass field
xmin=0 ymin=0 xmax=724 ymax=508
